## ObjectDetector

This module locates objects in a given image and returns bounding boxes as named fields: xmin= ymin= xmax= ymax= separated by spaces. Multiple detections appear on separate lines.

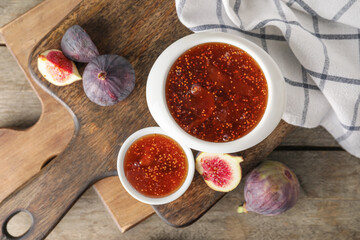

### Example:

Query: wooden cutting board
xmin=0 ymin=0 xmax=76 ymax=205
xmin=0 ymin=0 xmax=295 ymax=239
xmin=0 ymin=0 xmax=153 ymax=232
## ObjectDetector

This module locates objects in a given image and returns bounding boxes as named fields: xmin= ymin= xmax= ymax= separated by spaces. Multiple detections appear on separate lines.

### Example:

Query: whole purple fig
xmin=83 ymin=54 xmax=135 ymax=106
xmin=238 ymin=161 xmax=300 ymax=216
xmin=61 ymin=25 xmax=99 ymax=63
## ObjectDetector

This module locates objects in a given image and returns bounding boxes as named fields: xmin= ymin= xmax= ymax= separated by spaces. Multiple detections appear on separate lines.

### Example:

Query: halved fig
xmin=61 ymin=25 xmax=99 ymax=63
xmin=83 ymin=54 xmax=135 ymax=106
xmin=37 ymin=49 xmax=81 ymax=86
xmin=196 ymin=152 xmax=243 ymax=192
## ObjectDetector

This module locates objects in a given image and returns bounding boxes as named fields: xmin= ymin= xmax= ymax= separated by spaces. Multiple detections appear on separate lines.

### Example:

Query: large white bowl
xmin=146 ymin=32 xmax=285 ymax=153
xmin=117 ymin=127 xmax=195 ymax=205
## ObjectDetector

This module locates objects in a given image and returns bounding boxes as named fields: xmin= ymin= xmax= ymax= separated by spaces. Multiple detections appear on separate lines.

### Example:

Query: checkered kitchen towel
xmin=175 ymin=0 xmax=360 ymax=157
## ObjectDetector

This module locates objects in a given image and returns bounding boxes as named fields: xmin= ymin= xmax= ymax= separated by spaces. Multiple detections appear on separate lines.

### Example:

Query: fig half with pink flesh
xmin=83 ymin=54 xmax=135 ymax=106
xmin=37 ymin=49 xmax=81 ymax=86
xmin=196 ymin=152 xmax=243 ymax=192
xmin=61 ymin=25 xmax=99 ymax=63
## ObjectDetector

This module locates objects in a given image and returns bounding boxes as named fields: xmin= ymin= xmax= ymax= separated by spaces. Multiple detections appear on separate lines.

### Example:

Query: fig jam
xmin=166 ymin=42 xmax=268 ymax=142
xmin=124 ymin=134 xmax=187 ymax=198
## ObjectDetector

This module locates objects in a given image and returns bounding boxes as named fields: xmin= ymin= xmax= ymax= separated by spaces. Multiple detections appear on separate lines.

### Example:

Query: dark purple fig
xmin=61 ymin=25 xmax=99 ymax=63
xmin=83 ymin=54 xmax=135 ymax=106
xmin=238 ymin=161 xmax=300 ymax=216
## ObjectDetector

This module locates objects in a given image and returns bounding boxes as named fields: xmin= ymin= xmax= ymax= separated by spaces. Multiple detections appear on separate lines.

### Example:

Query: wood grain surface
xmin=2 ymin=0 xmax=359 ymax=239
xmin=46 ymin=149 xmax=359 ymax=240
xmin=0 ymin=0 xmax=297 ymax=238
xmin=0 ymin=48 xmax=41 ymax=128
xmin=0 ymin=0 xmax=43 ymax=33
xmin=94 ymin=177 xmax=154 ymax=231
xmin=0 ymin=0 xmax=154 ymax=232
xmin=1 ymin=1 xmax=359 ymax=240
xmin=0 ymin=0 xmax=78 ymax=205
xmin=1 ymin=1 xmax=190 ymax=239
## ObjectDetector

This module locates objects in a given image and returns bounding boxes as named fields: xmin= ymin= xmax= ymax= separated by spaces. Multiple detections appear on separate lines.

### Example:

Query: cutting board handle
xmin=0 ymin=137 xmax=114 ymax=239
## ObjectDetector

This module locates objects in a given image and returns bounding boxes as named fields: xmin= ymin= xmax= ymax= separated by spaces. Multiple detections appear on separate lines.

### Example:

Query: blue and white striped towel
xmin=175 ymin=0 xmax=360 ymax=157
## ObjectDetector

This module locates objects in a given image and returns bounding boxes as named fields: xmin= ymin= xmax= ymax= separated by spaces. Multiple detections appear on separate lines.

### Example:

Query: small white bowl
xmin=117 ymin=127 xmax=195 ymax=205
xmin=146 ymin=32 xmax=285 ymax=153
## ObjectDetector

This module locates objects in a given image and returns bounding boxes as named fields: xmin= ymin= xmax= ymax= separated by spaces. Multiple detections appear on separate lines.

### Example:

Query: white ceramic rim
xmin=146 ymin=32 xmax=286 ymax=153
xmin=117 ymin=127 xmax=195 ymax=205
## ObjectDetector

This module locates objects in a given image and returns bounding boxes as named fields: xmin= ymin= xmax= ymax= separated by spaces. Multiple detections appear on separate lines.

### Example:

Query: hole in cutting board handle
xmin=3 ymin=210 xmax=33 ymax=239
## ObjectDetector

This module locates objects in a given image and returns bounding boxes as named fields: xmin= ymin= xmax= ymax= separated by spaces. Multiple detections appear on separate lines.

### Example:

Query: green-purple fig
xmin=238 ymin=161 xmax=300 ymax=216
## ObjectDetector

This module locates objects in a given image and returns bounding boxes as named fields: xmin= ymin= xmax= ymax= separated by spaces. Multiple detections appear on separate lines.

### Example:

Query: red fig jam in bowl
xmin=117 ymin=127 xmax=194 ymax=205
xmin=166 ymin=42 xmax=268 ymax=143
xmin=147 ymin=32 xmax=285 ymax=153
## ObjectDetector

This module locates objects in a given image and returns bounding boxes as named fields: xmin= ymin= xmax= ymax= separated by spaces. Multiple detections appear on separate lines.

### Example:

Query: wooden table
xmin=0 ymin=1 xmax=359 ymax=239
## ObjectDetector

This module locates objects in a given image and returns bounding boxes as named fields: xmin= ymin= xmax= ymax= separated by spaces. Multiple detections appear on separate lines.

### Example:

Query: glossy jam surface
xmin=124 ymin=134 xmax=188 ymax=198
xmin=166 ymin=42 xmax=268 ymax=142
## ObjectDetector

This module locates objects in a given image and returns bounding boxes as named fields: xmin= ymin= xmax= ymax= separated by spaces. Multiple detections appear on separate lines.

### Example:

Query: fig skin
xmin=238 ymin=161 xmax=300 ymax=216
xmin=61 ymin=25 xmax=99 ymax=63
xmin=196 ymin=152 xmax=243 ymax=192
xmin=83 ymin=54 xmax=135 ymax=106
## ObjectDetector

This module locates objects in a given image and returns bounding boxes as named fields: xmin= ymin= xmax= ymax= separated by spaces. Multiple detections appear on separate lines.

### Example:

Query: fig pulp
xmin=238 ymin=161 xmax=300 ymax=216
xmin=37 ymin=49 xmax=81 ymax=86
xmin=196 ymin=152 xmax=243 ymax=192
xmin=83 ymin=54 xmax=135 ymax=106
xmin=61 ymin=25 xmax=99 ymax=63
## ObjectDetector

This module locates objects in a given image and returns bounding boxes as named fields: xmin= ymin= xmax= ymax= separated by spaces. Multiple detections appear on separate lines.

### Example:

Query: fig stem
xmin=237 ymin=203 xmax=248 ymax=214
xmin=98 ymin=71 xmax=107 ymax=81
